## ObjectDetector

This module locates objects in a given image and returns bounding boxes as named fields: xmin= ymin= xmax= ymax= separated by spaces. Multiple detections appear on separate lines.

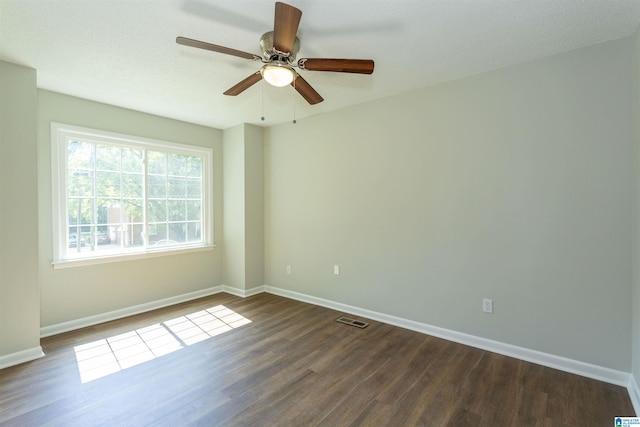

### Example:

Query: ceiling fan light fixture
xmin=261 ymin=62 xmax=295 ymax=87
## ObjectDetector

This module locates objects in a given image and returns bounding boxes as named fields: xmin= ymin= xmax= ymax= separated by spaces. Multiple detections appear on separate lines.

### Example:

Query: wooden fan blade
xmin=177 ymin=36 xmax=260 ymax=61
xmin=273 ymin=2 xmax=302 ymax=53
xmin=224 ymin=72 xmax=262 ymax=96
xmin=298 ymin=58 xmax=375 ymax=74
xmin=292 ymin=74 xmax=323 ymax=105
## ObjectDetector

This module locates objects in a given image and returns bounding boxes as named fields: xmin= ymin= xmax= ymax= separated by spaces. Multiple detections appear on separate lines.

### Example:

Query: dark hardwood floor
xmin=0 ymin=292 xmax=635 ymax=426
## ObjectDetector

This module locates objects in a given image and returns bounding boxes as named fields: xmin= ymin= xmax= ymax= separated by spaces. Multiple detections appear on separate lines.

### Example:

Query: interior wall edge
xmin=221 ymin=285 xmax=266 ymax=298
xmin=264 ymin=285 xmax=632 ymax=389
xmin=0 ymin=347 xmax=44 ymax=371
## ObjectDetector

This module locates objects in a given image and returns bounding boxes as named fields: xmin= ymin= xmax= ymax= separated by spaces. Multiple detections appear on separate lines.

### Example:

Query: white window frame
xmin=51 ymin=122 xmax=214 ymax=269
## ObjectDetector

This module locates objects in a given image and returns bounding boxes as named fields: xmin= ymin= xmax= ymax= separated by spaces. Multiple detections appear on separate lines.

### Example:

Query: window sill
xmin=51 ymin=244 xmax=216 ymax=269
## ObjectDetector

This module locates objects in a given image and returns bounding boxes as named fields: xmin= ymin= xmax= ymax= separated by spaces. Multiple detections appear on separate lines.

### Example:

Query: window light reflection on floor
xmin=73 ymin=305 xmax=251 ymax=383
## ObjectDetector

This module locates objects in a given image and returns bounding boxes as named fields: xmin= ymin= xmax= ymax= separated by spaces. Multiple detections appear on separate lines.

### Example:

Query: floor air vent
xmin=336 ymin=317 xmax=369 ymax=329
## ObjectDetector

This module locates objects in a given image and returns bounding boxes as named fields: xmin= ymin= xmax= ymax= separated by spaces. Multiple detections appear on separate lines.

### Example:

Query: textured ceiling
xmin=2 ymin=0 xmax=640 ymax=130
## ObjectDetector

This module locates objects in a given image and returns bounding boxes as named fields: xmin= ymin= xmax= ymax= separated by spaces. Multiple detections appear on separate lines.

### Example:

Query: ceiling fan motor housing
xmin=260 ymin=31 xmax=299 ymax=63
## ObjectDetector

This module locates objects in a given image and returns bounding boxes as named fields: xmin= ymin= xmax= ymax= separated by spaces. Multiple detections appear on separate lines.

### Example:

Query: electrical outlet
xmin=483 ymin=298 xmax=493 ymax=314
xmin=333 ymin=265 xmax=340 ymax=275
xmin=286 ymin=265 xmax=292 ymax=275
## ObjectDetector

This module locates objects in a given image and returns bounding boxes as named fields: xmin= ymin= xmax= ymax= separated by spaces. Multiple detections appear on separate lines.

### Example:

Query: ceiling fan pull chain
xmin=261 ymin=80 xmax=265 ymax=121
xmin=292 ymin=78 xmax=297 ymax=124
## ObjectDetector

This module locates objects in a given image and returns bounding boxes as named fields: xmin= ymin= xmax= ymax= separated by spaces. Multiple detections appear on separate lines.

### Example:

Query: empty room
xmin=2 ymin=0 xmax=640 ymax=425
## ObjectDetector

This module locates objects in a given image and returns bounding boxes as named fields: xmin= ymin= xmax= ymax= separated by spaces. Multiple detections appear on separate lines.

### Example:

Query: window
xmin=51 ymin=123 xmax=213 ymax=267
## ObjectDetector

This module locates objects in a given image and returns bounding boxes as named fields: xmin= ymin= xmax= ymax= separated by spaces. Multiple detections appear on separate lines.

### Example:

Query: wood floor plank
xmin=376 ymin=335 xmax=451 ymax=406
xmin=347 ymin=399 xmax=397 ymax=427
xmin=0 ymin=292 xmax=635 ymax=426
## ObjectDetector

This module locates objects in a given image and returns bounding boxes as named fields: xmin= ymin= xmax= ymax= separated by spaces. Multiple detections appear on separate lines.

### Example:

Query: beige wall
xmin=265 ymin=38 xmax=634 ymax=371
xmin=222 ymin=124 xmax=264 ymax=292
xmin=37 ymin=90 xmax=224 ymax=327
xmin=222 ymin=125 xmax=246 ymax=289
xmin=244 ymin=124 xmax=265 ymax=289
xmin=0 ymin=61 xmax=41 ymax=360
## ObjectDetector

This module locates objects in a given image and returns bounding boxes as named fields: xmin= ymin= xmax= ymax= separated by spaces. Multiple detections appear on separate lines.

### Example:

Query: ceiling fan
xmin=176 ymin=1 xmax=374 ymax=105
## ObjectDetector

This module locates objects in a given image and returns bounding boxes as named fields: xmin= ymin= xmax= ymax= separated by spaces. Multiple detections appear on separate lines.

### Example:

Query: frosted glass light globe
xmin=261 ymin=62 xmax=295 ymax=87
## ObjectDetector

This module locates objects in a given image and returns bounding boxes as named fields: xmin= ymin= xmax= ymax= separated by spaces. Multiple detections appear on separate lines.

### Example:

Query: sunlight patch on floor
xmin=74 ymin=305 xmax=251 ymax=383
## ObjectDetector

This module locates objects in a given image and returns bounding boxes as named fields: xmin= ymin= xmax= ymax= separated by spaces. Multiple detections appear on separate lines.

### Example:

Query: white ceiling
xmin=2 ymin=0 xmax=640 ymax=130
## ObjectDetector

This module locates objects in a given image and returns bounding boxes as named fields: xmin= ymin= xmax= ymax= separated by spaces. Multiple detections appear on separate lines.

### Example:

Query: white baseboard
xmin=223 ymin=285 xmax=265 ymax=298
xmin=264 ymin=285 xmax=632 ymax=388
xmin=40 ymin=286 xmax=224 ymax=337
xmin=0 ymin=346 xmax=45 ymax=370
xmin=629 ymin=375 xmax=640 ymax=415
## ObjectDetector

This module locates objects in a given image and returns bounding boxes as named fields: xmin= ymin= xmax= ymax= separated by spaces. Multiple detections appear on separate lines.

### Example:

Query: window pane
xmin=168 ymin=177 xmax=185 ymax=198
xmin=186 ymin=200 xmax=201 ymax=221
xmin=187 ymin=222 xmax=201 ymax=242
xmin=148 ymin=151 xmax=167 ymax=174
xmin=148 ymin=175 xmax=166 ymax=198
xmin=96 ymin=144 xmax=121 ymax=171
xmin=67 ymin=199 xmax=79 ymax=224
xmin=68 ymin=198 xmax=93 ymax=226
xmin=148 ymin=200 xmax=166 ymax=222
xmin=68 ymin=171 xmax=93 ymax=197
xmin=168 ymin=154 xmax=186 ymax=176
xmin=186 ymin=179 xmax=201 ymax=198
xmin=96 ymin=203 xmax=108 ymax=226
xmin=168 ymin=200 xmax=185 ymax=221
xmin=67 ymin=227 xmax=88 ymax=250
xmin=67 ymin=140 xmax=93 ymax=170
xmin=168 ymin=223 xmax=186 ymax=243
xmin=148 ymin=224 xmax=169 ymax=245
xmin=95 ymin=171 xmax=120 ymax=197
xmin=122 ymin=147 xmax=143 ymax=173
xmin=123 ymin=200 xmax=143 ymax=221
xmin=120 ymin=223 xmax=144 ymax=247
xmin=105 ymin=204 xmax=122 ymax=225
xmin=123 ymin=173 xmax=143 ymax=198
xmin=187 ymin=156 xmax=202 ymax=178
xmin=147 ymin=223 xmax=159 ymax=239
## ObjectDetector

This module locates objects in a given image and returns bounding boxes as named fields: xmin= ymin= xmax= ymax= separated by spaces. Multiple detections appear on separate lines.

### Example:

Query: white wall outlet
xmin=286 ymin=265 xmax=292 ymax=275
xmin=333 ymin=265 xmax=340 ymax=275
xmin=483 ymin=298 xmax=493 ymax=314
